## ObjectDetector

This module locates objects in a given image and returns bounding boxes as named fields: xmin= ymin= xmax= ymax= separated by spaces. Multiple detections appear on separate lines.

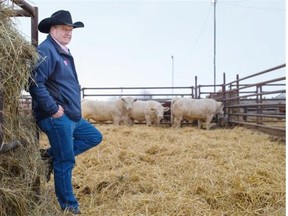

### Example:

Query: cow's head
xmin=151 ymin=105 xmax=170 ymax=122
xmin=121 ymin=97 xmax=137 ymax=111
xmin=217 ymin=102 xmax=224 ymax=115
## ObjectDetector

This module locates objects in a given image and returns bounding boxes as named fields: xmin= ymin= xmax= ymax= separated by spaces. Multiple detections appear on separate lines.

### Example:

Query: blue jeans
xmin=37 ymin=115 xmax=102 ymax=210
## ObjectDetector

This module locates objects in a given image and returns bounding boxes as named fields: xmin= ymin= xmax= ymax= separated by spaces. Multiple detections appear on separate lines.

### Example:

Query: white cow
xmin=81 ymin=97 xmax=137 ymax=125
xmin=171 ymin=98 xmax=224 ymax=130
xmin=127 ymin=100 xmax=170 ymax=126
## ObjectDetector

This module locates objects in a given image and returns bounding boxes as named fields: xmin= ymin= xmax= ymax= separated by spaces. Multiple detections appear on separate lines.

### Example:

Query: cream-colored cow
xmin=127 ymin=100 xmax=169 ymax=126
xmin=171 ymin=98 xmax=224 ymax=130
xmin=81 ymin=97 xmax=137 ymax=125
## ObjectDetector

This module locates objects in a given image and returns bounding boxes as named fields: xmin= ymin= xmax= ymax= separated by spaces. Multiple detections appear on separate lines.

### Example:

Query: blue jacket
xmin=29 ymin=35 xmax=82 ymax=122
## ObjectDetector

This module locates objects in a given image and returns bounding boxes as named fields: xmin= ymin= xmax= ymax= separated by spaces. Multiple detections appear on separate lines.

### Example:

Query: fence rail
xmin=82 ymin=86 xmax=195 ymax=101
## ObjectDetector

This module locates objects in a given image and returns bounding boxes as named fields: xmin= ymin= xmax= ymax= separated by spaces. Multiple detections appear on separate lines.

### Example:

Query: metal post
xmin=11 ymin=0 xmax=38 ymax=46
xmin=236 ymin=74 xmax=240 ymax=122
xmin=31 ymin=6 xmax=38 ymax=47
xmin=171 ymin=55 xmax=174 ymax=96
xmin=222 ymin=72 xmax=226 ymax=115
xmin=195 ymin=76 xmax=198 ymax=98
xmin=213 ymin=0 xmax=217 ymax=92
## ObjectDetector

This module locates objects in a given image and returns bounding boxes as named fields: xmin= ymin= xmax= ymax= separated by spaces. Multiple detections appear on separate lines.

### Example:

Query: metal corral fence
xmin=81 ymin=86 xmax=195 ymax=102
xmin=82 ymin=64 xmax=286 ymax=137
xmin=197 ymin=64 xmax=286 ymax=138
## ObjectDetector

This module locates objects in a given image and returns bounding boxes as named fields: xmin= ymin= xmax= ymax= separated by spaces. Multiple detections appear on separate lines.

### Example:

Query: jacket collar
xmin=47 ymin=35 xmax=71 ymax=56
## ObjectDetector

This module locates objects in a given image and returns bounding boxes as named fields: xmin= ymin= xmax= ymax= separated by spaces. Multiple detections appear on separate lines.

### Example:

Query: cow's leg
xmin=205 ymin=115 xmax=214 ymax=130
xmin=128 ymin=118 xmax=134 ymax=126
xmin=197 ymin=120 xmax=203 ymax=129
xmin=172 ymin=116 xmax=182 ymax=128
xmin=170 ymin=114 xmax=174 ymax=126
xmin=154 ymin=119 xmax=160 ymax=126
xmin=145 ymin=115 xmax=152 ymax=127
xmin=113 ymin=116 xmax=121 ymax=126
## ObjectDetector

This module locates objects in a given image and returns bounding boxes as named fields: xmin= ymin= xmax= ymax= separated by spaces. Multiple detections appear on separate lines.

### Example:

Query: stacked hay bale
xmin=0 ymin=3 xmax=47 ymax=216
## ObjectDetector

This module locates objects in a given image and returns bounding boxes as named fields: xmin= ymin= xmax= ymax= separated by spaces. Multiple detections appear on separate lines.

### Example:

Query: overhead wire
xmin=187 ymin=5 xmax=212 ymax=56
xmin=187 ymin=0 xmax=284 ymax=57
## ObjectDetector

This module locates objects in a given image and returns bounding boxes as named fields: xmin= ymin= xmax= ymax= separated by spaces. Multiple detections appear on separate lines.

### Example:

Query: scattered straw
xmin=39 ymin=125 xmax=285 ymax=215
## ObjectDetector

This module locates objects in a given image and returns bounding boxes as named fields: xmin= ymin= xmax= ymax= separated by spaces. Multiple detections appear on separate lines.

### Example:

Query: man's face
xmin=50 ymin=25 xmax=73 ymax=46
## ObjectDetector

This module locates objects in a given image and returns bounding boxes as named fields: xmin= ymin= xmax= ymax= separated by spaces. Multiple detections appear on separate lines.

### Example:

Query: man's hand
xmin=52 ymin=105 xmax=65 ymax=118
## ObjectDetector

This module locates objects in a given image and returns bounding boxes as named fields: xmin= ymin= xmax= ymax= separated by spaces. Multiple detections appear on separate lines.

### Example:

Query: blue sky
xmin=14 ymin=0 xmax=285 ymax=90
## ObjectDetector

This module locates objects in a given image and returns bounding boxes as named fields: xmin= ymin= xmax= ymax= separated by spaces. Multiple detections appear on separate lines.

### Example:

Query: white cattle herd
xmin=81 ymin=97 xmax=224 ymax=130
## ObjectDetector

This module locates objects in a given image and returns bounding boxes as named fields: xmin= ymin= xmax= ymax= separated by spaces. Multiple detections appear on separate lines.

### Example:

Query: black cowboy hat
xmin=38 ymin=10 xmax=84 ymax=33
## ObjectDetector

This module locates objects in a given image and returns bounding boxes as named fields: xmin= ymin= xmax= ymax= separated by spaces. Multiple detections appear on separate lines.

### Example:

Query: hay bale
xmin=0 ymin=2 xmax=38 ymax=144
xmin=0 ymin=3 xmax=56 ymax=216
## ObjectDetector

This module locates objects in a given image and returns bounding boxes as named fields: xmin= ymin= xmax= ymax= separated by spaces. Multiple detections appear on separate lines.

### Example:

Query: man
xmin=29 ymin=10 xmax=102 ymax=214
